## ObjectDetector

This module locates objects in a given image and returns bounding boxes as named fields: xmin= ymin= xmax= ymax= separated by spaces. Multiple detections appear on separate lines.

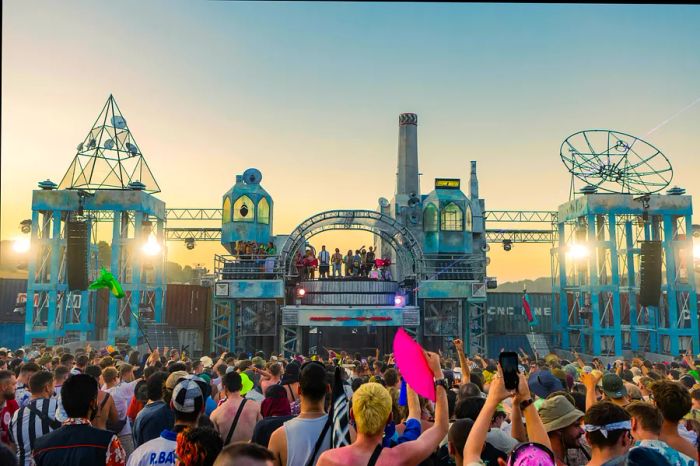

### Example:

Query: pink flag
xmin=393 ymin=328 xmax=436 ymax=402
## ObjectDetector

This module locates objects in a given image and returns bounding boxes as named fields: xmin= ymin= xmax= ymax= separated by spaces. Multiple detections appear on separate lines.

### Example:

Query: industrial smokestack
xmin=469 ymin=161 xmax=479 ymax=200
xmin=396 ymin=113 xmax=420 ymax=197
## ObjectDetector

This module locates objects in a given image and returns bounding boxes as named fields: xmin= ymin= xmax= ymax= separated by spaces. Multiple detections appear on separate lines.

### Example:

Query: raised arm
xmin=393 ymin=352 xmax=449 ymax=461
xmin=509 ymin=397 xmax=527 ymax=443
xmin=464 ymin=366 xmax=512 ymax=463
xmin=453 ymin=339 xmax=471 ymax=385
xmin=515 ymin=372 xmax=550 ymax=449
xmin=581 ymin=371 xmax=601 ymax=411
xmin=406 ymin=384 xmax=420 ymax=421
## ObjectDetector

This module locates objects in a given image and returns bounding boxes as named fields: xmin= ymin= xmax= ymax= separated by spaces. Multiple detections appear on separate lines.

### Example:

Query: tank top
xmin=284 ymin=414 xmax=330 ymax=466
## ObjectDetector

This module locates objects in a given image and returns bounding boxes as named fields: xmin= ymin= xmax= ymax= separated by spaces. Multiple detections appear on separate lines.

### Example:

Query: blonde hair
xmin=352 ymin=382 xmax=392 ymax=436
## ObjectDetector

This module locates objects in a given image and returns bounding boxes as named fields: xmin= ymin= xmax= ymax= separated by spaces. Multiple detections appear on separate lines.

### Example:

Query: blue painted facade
xmin=26 ymin=188 xmax=166 ymax=346
xmin=216 ymin=280 xmax=285 ymax=299
xmin=554 ymin=193 xmax=698 ymax=356
xmin=221 ymin=170 xmax=273 ymax=252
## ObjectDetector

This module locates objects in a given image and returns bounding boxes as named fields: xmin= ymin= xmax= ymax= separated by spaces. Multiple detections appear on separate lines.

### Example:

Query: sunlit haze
xmin=2 ymin=2 xmax=699 ymax=282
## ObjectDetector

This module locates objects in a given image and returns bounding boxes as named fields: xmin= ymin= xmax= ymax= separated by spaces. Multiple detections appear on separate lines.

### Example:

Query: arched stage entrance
xmin=279 ymin=210 xmax=425 ymax=280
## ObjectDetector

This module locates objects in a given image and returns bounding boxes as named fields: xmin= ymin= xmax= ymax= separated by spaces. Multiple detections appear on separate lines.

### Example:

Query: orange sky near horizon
xmin=2 ymin=2 xmax=699 ymax=283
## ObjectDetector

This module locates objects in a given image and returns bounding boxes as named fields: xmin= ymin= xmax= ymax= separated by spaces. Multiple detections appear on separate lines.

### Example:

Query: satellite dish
xmin=111 ymin=116 xmax=127 ymax=129
xmin=378 ymin=197 xmax=390 ymax=208
xmin=87 ymin=139 xmax=96 ymax=149
xmin=242 ymin=168 xmax=262 ymax=185
xmin=125 ymin=142 xmax=138 ymax=155
xmin=76 ymin=142 xmax=84 ymax=151
xmin=104 ymin=139 xmax=114 ymax=150
xmin=560 ymin=130 xmax=672 ymax=194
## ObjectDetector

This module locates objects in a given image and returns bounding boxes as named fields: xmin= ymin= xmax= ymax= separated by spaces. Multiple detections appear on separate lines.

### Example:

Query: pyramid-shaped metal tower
xmin=59 ymin=95 xmax=161 ymax=193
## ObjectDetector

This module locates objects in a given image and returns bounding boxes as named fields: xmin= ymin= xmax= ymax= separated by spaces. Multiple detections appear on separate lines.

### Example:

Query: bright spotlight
xmin=567 ymin=243 xmax=590 ymax=260
xmin=12 ymin=237 xmax=30 ymax=254
xmin=142 ymin=235 xmax=161 ymax=256
xmin=394 ymin=294 xmax=406 ymax=307
xmin=296 ymin=287 xmax=306 ymax=298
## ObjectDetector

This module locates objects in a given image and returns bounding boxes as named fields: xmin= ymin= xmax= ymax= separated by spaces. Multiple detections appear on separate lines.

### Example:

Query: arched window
xmin=257 ymin=198 xmax=270 ymax=225
xmin=233 ymin=195 xmax=254 ymax=222
xmin=465 ymin=204 xmax=473 ymax=231
xmin=222 ymin=197 xmax=232 ymax=223
xmin=423 ymin=203 xmax=438 ymax=232
xmin=440 ymin=202 xmax=463 ymax=231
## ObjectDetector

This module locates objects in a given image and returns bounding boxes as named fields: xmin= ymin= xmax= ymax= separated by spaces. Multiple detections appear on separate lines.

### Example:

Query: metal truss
xmin=88 ymin=209 xmax=222 ymax=223
xmin=485 ymin=211 xmax=557 ymax=223
xmin=485 ymin=229 xmax=555 ymax=243
xmin=166 ymin=228 xmax=221 ymax=241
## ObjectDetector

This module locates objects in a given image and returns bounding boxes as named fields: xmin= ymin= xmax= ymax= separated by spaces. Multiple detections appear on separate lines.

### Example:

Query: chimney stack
xmin=469 ymin=161 xmax=479 ymax=200
xmin=396 ymin=113 xmax=420 ymax=197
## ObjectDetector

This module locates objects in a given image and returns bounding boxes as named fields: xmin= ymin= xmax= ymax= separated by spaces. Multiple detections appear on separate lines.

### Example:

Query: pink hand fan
xmin=393 ymin=327 xmax=436 ymax=402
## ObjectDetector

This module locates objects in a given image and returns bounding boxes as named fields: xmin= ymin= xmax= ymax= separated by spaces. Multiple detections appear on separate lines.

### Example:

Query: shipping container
xmin=0 ymin=278 xmax=27 ymax=323
xmin=486 ymin=334 xmax=554 ymax=359
xmin=0 ymin=323 xmax=24 ymax=349
xmin=486 ymin=292 xmax=554 ymax=334
xmin=165 ymin=285 xmax=211 ymax=328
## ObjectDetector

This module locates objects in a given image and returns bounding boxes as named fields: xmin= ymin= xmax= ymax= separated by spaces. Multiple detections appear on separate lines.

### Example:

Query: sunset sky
xmin=2 ymin=2 xmax=699 ymax=282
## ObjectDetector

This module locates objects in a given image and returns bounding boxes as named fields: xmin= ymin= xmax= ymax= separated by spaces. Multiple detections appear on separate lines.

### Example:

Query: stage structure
xmin=22 ymin=96 xmax=698 ymax=358
xmin=553 ymin=130 xmax=698 ymax=355
xmin=24 ymin=95 xmax=166 ymax=346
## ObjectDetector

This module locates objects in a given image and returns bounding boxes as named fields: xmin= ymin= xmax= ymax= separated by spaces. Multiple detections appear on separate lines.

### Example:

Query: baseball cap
xmin=172 ymin=378 xmax=204 ymax=413
xmin=602 ymin=374 xmax=627 ymax=399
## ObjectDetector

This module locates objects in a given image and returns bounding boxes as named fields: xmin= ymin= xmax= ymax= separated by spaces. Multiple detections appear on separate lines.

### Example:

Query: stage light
xmin=20 ymin=219 xmax=32 ymax=234
xmin=296 ymin=287 xmax=306 ymax=298
xmin=185 ymin=238 xmax=195 ymax=250
xmin=394 ymin=294 xmax=406 ymax=307
xmin=12 ymin=237 xmax=30 ymax=254
xmin=502 ymin=240 xmax=512 ymax=252
xmin=142 ymin=235 xmax=161 ymax=256
xmin=567 ymin=243 xmax=590 ymax=260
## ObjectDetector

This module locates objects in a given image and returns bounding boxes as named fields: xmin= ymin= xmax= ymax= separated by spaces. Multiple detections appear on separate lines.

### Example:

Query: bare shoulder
xmin=315 ymin=451 xmax=335 ymax=466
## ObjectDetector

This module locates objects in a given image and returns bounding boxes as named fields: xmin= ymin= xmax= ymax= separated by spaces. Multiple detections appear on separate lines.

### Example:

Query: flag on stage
xmin=523 ymin=290 xmax=538 ymax=326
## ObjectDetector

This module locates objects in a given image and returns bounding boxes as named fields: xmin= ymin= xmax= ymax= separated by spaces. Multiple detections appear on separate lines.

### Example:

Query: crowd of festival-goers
xmin=2 ymin=339 xmax=700 ymax=466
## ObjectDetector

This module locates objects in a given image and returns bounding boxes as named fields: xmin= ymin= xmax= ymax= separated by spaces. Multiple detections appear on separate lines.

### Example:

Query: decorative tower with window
xmin=421 ymin=178 xmax=473 ymax=254
xmin=221 ymin=168 xmax=273 ymax=253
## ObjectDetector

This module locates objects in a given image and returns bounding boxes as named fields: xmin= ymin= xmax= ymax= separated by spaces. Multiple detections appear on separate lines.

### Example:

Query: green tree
xmin=97 ymin=241 xmax=111 ymax=269
xmin=165 ymin=261 xmax=184 ymax=283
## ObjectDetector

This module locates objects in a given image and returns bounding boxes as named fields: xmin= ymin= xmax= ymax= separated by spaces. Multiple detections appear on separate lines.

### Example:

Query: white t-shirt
xmin=105 ymin=380 xmax=139 ymax=436
xmin=127 ymin=430 xmax=177 ymax=466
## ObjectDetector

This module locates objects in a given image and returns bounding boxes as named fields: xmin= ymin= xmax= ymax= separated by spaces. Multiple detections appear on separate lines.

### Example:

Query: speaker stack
xmin=66 ymin=221 xmax=89 ymax=291
xmin=639 ymin=241 xmax=662 ymax=307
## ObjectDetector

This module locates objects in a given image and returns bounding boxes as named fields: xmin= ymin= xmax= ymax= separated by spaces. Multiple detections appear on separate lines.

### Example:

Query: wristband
xmin=519 ymin=398 xmax=534 ymax=411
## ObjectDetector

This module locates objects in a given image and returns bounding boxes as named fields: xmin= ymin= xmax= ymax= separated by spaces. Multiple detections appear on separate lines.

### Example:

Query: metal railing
xmin=215 ymin=254 xmax=282 ymax=280
xmin=420 ymin=254 xmax=486 ymax=281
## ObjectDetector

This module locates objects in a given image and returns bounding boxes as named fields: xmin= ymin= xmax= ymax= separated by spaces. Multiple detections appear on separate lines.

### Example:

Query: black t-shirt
xmin=251 ymin=415 xmax=296 ymax=447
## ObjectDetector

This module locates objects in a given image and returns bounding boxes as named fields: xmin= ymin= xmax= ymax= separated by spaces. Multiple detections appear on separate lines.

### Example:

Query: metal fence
xmin=215 ymin=254 xmax=281 ymax=280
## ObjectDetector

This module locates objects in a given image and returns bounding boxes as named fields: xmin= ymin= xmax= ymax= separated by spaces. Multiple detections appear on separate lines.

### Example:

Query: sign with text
xmin=435 ymin=178 xmax=460 ymax=189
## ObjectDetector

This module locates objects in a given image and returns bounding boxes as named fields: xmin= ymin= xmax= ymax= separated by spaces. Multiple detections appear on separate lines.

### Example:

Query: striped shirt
xmin=10 ymin=397 xmax=59 ymax=466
